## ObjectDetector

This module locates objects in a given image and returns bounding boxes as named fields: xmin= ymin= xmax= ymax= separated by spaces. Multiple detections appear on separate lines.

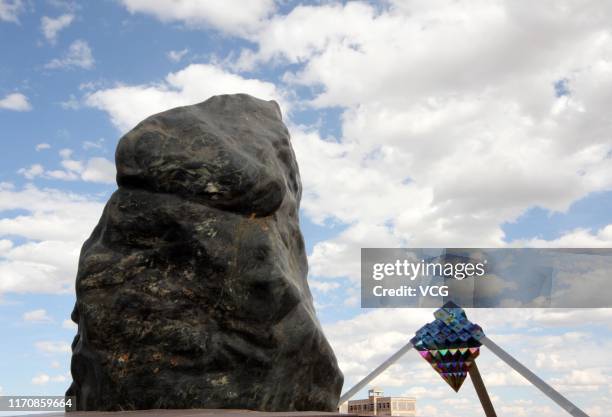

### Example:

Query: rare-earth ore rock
xmin=66 ymin=94 xmax=343 ymax=411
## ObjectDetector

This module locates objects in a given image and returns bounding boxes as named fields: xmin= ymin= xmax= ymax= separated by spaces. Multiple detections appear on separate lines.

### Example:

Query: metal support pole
xmin=481 ymin=336 xmax=589 ymax=417
xmin=338 ymin=341 xmax=414 ymax=406
xmin=468 ymin=361 xmax=497 ymax=417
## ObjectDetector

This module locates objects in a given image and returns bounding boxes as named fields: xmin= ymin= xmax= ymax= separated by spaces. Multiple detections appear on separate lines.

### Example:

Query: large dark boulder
xmin=66 ymin=94 xmax=343 ymax=411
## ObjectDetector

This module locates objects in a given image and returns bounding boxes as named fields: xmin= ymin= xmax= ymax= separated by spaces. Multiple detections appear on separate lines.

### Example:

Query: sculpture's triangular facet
xmin=411 ymin=301 xmax=485 ymax=392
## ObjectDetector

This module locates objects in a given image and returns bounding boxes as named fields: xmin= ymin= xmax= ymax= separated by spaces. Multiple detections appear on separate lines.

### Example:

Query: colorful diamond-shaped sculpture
xmin=411 ymin=301 xmax=485 ymax=392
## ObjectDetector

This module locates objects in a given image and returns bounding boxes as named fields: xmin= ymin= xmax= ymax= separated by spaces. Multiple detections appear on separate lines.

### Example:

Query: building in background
xmin=346 ymin=387 xmax=416 ymax=416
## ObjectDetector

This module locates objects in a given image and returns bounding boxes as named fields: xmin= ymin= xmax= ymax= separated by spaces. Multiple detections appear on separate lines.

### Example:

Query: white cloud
xmin=45 ymin=168 xmax=79 ymax=181
xmin=35 ymin=143 xmax=51 ymax=151
xmin=59 ymin=148 xmax=72 ymax=159
xmin=45 ymin=39 xmax=94 ymax=69
xmin=63 ymin=151 xmax=79 ymax=164
xmin=35 ymin=341 xmax=71 ymax=354
xmin=31 ymin=373 xmax=50 ymax=385
xmin=62 ymin=319 xmax=77 ymax=330
xmin=322 ymin=308 xmax=435 ymax=389
xmin=167 ymin=48 xmax=188 ymax=62
xmin=0 ymin=92 xmax=31 ymax=111
xmin=82 ymin=138 xmax=104 ymax=150
xmin=81 ymin=157 xmax=115 ymax=183
xmin=0 ymin=239 xmax=12 ymax=253
xmin=466 ymin=308 xmax=612 ymax=337
xmin=0 ymin=240 xmax=81 ymax=294
xmin=512 ymin=225 xmax=612 ymax=248
xmin=0 ymin=0 xmax=23 ymax=23
xmin=483 ymin=370 xmax=530 ymax=387
xmin=223 ymin=1 xmax=612 ymax=279
xmin=40 ymin=13 xmax=74 ymax=44
xmin=0 ymin=184 xmax=104 ymax=294
xmin=23 ymin=309 xmax=53 ymax=323
xmin=18 ymin=164 xmax=44 ymax=180
xmin=551 ymin=368 xmax=610 ymax=393
xmin=308 ymin=280 xmax=340 ymax=293
xmin=308 ymin=221 xmax=405 ymax=282
xmin=18 ymin=150 xmax=115 ymax=185
xmin=31 ymin=373 xmax=67 ymax=385
xmin=119 ymin=0 xmax=276 ymax=36
xmin=79 ymin=80 xmax=104 ymax=91
xmin=587 ymin=405 xmax=608 ymax=417
xmin=235 ymin=3 xmax=374 ymax=70
xmin=86 ymin=63 xmax=284 ymax=131
xmin=60 ymin=93 xmax=80 ymax=109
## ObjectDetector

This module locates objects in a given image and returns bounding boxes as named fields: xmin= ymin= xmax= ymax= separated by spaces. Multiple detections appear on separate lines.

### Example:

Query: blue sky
xmin=1 ymin=1 xmax=612 ymax=416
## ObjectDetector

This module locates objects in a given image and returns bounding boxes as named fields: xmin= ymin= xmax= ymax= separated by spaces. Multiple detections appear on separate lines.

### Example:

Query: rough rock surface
xmin=66 ymin=94 xmax=343 ymax=411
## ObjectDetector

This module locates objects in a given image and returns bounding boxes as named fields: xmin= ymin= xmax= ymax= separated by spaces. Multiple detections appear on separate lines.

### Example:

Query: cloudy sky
xmin=1 ymin=1 xmax=611 ymax=416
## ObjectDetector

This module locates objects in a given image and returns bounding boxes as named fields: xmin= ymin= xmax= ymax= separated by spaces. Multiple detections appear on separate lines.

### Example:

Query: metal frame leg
xmin=469 ymin=361 xmax=497 ymax=417
xmin=338 ymin=342 xmax=414 ymax=406
xmin=481 ymin=336 xmax=589 ymax=417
